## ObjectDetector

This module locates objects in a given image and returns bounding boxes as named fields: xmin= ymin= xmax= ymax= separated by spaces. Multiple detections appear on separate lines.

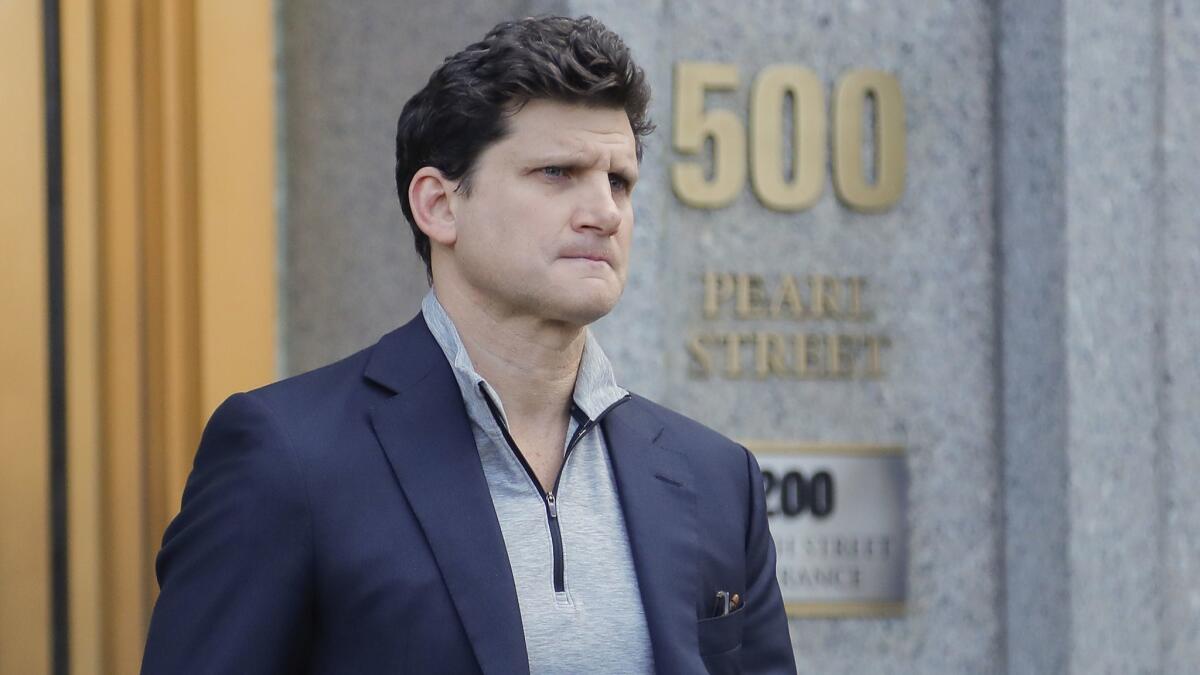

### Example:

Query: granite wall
xmin=280 ymin=0 xmax=553 ymax=373
xmin=280 ymin=1 xmax=1200 ymax=672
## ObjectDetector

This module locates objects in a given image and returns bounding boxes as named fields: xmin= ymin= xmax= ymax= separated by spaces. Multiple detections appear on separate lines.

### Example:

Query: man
xmin=142 ymin=15 xmax=795 ymax=675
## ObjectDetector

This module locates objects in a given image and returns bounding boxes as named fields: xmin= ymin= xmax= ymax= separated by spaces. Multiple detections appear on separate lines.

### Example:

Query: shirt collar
xmin=420 ymin=290 xmax=627 ymax=426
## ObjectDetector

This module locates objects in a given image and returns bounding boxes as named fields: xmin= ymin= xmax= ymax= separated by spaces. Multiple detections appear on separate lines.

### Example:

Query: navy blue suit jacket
xmin=142 ymin=314 xmax=796 ymax=674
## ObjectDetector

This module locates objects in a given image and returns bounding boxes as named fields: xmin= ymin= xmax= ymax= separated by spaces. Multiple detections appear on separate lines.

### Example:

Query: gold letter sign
xmin=671 ymin=62 xmax=906 ymax=213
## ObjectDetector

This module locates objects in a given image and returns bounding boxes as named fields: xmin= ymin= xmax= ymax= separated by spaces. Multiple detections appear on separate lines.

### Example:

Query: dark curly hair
xmin=394 ymin=15 xmax=654 ymax=281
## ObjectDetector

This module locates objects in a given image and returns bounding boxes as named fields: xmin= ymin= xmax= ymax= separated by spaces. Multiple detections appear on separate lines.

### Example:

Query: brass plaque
xmin=743 ymin=442 xmax=908 ymax=618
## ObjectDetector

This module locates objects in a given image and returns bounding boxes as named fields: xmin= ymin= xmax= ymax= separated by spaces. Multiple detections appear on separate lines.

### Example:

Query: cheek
xmin=618 ymin=220 xmax=634 ymax=252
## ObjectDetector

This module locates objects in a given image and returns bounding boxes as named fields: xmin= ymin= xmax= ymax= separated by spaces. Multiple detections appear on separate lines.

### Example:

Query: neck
xmin=432 ymin=281 xmax=584 ymax=429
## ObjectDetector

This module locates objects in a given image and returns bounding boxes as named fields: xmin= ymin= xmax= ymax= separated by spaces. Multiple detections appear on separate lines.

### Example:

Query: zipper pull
xmin=547 ymin=493 xmax=558 ymax=518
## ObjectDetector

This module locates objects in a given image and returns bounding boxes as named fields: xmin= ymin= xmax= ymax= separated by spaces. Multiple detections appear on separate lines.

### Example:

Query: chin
xmin=544 ymin=288 xmax=622 ymax=326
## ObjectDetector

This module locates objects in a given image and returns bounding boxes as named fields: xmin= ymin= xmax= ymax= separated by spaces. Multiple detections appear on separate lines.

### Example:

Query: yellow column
xmin=195 ymin=1 xmax=279 ymax=418
xmin=61 ymin=0 xmax=104 ymax=671
xmin=0 ymin=1 xmax=52 ymax=673
xmin=54 ymin=2 xmax=280 ymax=671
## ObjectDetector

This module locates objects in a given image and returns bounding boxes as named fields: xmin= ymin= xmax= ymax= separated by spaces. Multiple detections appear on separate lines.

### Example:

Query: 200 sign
xmin=762 ymin=469 xmax=835 ymax=518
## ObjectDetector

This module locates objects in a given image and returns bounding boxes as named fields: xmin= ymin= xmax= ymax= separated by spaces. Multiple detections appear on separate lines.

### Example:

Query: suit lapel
xmin=365 ymin=317 xmax=529 ymax=675
xmin=603 ymin=400 xmax=700 ymax=674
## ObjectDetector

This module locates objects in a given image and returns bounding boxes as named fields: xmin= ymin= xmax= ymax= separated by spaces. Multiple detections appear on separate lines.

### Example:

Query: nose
xmin=572 ymin=174 xmax=622 ymax=236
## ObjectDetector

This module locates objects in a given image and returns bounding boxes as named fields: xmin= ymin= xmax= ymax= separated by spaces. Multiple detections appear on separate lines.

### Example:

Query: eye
xmin=609 ymin=173 xmax=630 ymax=192
xmin=541 ymin=166 xmax=568 ymax=179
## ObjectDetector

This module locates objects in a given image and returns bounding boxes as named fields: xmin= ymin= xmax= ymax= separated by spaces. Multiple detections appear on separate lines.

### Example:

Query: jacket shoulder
xmin=247 ymin=344 xmax=376 ymax=411
xmin=622 ymin=393 xmax=750 ymax=469
xmin=227 ymin=333 xmax=403 ymax=450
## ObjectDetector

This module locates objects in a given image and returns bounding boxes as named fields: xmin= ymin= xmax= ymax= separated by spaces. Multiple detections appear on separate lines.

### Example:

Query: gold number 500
xmin=671 ymin=62 xmax=905 ymax=213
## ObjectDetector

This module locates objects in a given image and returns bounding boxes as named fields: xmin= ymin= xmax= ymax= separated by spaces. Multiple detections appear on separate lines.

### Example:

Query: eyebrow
xmin=530 ymin=152 xmax=640 ymax=182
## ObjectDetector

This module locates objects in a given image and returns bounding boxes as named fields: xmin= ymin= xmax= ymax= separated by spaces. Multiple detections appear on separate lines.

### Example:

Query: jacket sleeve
xmin=739 ymin=445 xmax=798 ymax=674
xmin=141 ymin=392 xmax=314 ymax=674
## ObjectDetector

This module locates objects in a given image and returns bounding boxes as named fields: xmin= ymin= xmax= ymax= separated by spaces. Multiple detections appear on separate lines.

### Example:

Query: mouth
xmin=560 ymin=250 xmax=614 ymax=265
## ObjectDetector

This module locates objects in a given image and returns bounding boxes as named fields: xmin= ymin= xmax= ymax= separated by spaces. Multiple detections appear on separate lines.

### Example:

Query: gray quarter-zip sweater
xmin=421 ymin=292 xmax=655 ymax=674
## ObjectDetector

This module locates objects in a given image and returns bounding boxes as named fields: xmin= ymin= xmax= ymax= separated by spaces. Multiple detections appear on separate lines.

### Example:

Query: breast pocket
xmin=697 ymin=603 xmax=746 ymax=656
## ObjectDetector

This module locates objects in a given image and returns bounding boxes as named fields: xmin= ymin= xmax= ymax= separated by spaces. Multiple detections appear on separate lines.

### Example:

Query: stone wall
xmin=281 ymin=0 xmax=554 ymax=373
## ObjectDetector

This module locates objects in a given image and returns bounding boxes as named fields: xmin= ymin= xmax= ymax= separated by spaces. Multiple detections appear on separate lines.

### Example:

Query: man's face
xmin=446 ymin=99 xmax=638 ymax=327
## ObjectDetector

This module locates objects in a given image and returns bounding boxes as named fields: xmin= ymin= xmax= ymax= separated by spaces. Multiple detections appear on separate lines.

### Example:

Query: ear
xmin=409 ymin=167 xmax=459 ymax=247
